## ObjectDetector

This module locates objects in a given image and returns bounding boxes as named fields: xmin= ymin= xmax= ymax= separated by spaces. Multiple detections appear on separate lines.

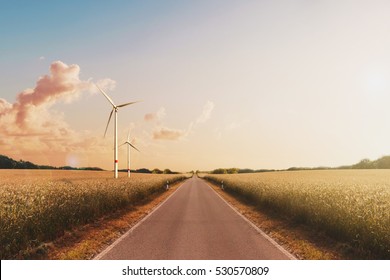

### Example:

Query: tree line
xmin=209 ymin=155 xmax=390 ymax=174
xmin=0 ymin=154 xmax=179 ymax=174
xmin=0 ymin=154 xmax=103 ymax=171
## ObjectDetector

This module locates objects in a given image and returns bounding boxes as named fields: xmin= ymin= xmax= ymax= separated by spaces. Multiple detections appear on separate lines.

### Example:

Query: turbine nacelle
xmin=96 ymin=85 xmax=140 ymax=137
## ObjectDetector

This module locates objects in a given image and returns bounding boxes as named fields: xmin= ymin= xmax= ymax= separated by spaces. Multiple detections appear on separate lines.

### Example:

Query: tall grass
xmin=0 ymin=170 xmax=188 ymax=259
xmin=204 ymin=170 xmax=390 ymax=259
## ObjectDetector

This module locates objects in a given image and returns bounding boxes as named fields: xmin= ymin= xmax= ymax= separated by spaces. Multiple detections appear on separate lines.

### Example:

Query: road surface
xmin=96 ymin=176 xmax=294 ymax=260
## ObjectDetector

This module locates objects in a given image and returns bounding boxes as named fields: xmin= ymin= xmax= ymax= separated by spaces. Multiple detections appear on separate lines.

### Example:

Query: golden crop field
xmin=0 ymin=170 xmax=189 ymax=259
xmin=204 ymin=170 xmax=390 ymax=259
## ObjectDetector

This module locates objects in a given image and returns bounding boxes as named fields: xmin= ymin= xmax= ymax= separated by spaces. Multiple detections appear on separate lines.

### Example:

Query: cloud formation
xmin=144 ymin=107 xmax=166 ymax=122
xmin=95 ymin=78 xmax=116 ymax=93
xmin=196 ymin=101 xmax=214 ymax=124
xmin=152 ymin=127 xmax=186 ymax=140
xmin=147 ymin=101 xmax=215 ymax=142
xmin=0 ymin=98 xmax=12 ymax=116
xmin=0 ymin=61 xmax=114 ymax=166
xmin=1 ymin=61 xmax=114 ymax=131
xmin=14 ymin=61 xmax=83 ymax=127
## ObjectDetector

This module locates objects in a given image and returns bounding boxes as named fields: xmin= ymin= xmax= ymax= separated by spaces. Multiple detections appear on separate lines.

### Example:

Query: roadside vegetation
xmin=203 ymin=170 xmax=390 ymax=259
xmin=0 ymin=170 xmax=189 ymax=259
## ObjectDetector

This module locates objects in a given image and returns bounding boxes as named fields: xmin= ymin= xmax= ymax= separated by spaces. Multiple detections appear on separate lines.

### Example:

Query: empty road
xmin=96 ymin=176 xmax=294 ymax=260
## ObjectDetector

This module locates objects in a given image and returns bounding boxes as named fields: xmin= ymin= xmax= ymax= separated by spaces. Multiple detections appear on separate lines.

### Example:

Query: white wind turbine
xmin=96 ymin=84 xmax=140 ymax=178
xmin=120 ymin=130 xmax=140 ymax=178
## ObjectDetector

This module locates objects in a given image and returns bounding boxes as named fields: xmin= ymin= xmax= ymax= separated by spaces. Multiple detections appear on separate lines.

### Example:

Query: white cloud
xmin=149 ymin=101 xmax=214 ymax=142
xmin=144 ymin=107 xmax=166 ymax=122
xmin=153 ymin=126 xmax=186 ymax=141
xmin=196 ymin=101 xmax=214 ymax=124
xmin=95 ymin=78 xmax=116 ymax=93
xmin=226 ymin=121 xmax=241 ymax=130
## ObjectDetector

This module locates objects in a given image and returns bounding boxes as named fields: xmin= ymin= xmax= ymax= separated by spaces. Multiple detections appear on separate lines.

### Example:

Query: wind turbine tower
xmin=96 ymin=84 xmax=140 ymax=178
xmin=120 ymin=130 xmax=140 ymax=178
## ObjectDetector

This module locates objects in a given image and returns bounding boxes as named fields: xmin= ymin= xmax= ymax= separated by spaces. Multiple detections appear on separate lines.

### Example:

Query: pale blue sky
xmin=1 ymin=0 xmax=390 ymax=171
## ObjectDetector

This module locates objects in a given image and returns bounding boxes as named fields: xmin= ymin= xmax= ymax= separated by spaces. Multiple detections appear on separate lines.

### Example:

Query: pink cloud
xmin=0 ymin=98 xmax=12 ymax=116
xmin=0 ymin=61 xmax=115 ymax=133
xmin=0 ymin=61 xmax=114 ymax=167
xmin=148 ymin=103 xmax=213 ymax=142
xmin=12 ymin=61 xmax=93 ymax=127
xmin=144 ymin=107 xmax=166 ymax=122
xmin=152 ymin=127 xmax=186 ymax=140
xmin=144 ymin=113 xmax=156 ymax=121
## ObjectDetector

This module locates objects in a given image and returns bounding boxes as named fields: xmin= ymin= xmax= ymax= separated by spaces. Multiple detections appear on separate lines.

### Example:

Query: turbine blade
xmin=96 ymin=84 xmax=116 ymax=107
xmin=104 ymin=109 xmax=114 ymax=137
xmin=130 ymin=143 xmax=140 ymax=152
xmin=127 ymin=130 xmax=130 ymax=142
xmin=117 ymin=101 xmax=141 ymax=108
xmin=119 ymin=142 xmax=126 ymax=147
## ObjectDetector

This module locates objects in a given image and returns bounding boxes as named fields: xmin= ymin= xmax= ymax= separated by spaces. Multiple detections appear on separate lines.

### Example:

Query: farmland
xmin=0 ymin=170 xmax=189 ymax=259
xmin=203 ymin=170 xmax=390 ymax=259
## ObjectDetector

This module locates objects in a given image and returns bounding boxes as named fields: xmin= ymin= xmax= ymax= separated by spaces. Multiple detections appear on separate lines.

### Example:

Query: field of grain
xmin=0 ymin=170 xmax=189 ymax=259
xmin=203 ymin=170 xmax=390 ymax=259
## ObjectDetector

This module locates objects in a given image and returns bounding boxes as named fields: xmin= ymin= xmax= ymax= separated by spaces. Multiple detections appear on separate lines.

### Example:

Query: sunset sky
xmin=1 ymin=0 xmax=390 ymax=172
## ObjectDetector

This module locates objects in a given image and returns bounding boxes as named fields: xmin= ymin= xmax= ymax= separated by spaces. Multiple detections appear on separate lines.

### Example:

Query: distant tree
xmin=39 ymin=165 xmax=56 ymax=169
xmin=152 ymin=168 xmax=163 ymax=174
xmin=227 ymin=168 xmax=239 ymax=174
xmin=353 ymin=158 xmax=373 ymax=169
xmin=212 ymin=168 xmax=227 ymax=174
xmin=82 ymin=167 xmax=104 ymax=171
xmin=18 ymin=161 xmax=38 ymax=169
xmin=136 ymin=168 xmax=152 ymax=174
xmin=238 ymin=168 xmax=255 ymax=173
xmin=336 ymin=165 xmax=352 ymax=170
xmin=256 ymin=169 xmax=276 ymax=173
xmin=374 ymin=156 xmax=390 ymax=169
xmin=0 ymin=155 xmax=16 ymax=168
xmin=60 ymin=166 xmax=74 ymax=170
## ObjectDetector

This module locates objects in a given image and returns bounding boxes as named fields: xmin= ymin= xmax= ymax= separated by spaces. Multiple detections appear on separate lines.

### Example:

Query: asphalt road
xmin=96 ymin=176 xmax=294 ymax=260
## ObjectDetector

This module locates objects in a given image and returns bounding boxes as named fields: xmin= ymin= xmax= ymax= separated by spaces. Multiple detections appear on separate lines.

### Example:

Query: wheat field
xmin=204 ymin=170 xmax=390 ymax=259
xmin=0 ymin=170 xmax=188 ymax=259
